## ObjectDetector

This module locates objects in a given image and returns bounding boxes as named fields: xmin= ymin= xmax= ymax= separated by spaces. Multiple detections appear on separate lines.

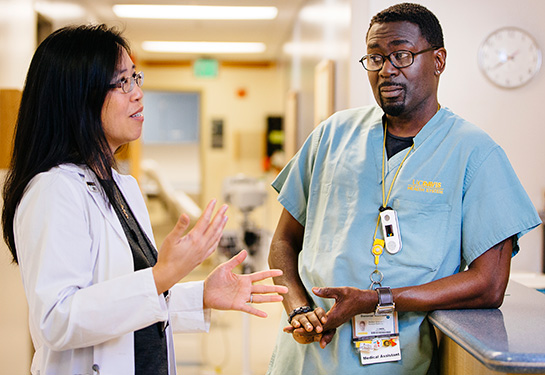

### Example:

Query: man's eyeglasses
xmin=359 ymin=47 xmax=439 ymax=71
xmin=108 ymin=71 xmax=144 ymax=93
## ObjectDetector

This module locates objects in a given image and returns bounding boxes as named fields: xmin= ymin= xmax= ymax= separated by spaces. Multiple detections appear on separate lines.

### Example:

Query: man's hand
xmin=282 ymin=307 xmax=330 ymax=348
xmin=285 ymin=325 xmax=336 ymax=349
xmin=287 ymin=307 xmax=327 ymax=333
xmin=283 ymin=286 xmax=378 ymax=348
xmin=312 ymin=286 xmax=377 ymax=330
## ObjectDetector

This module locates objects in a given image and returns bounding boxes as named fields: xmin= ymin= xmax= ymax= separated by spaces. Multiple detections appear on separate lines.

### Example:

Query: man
xmin=267 ymin=3 xmax=541 ymax=374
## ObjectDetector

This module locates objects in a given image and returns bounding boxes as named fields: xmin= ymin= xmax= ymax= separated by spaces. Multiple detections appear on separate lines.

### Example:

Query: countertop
xmin=429 ymin=280 xmax=545 ymax=373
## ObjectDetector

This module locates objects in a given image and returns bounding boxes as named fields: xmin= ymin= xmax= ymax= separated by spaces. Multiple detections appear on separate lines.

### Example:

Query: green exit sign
xmin=194 ymin=59 xmax=218 ymax=78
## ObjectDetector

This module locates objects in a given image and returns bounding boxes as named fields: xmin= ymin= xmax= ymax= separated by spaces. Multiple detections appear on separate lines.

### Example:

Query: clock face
xmin=478 ymin=27 xmax=542 ymax=88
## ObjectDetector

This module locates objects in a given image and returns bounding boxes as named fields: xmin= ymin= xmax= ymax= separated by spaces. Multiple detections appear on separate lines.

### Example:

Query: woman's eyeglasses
xmin=108 ymin=71 xmax=144 ymax=93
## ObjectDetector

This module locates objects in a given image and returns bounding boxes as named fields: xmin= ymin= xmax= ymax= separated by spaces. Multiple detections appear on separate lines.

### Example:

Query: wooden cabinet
xmin=0 ymin=89 xmax=21 ymax=169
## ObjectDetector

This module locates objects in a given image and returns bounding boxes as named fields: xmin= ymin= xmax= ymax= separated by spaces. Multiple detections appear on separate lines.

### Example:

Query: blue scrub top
xmin=268 ymin=105 xmax=541 ymax=375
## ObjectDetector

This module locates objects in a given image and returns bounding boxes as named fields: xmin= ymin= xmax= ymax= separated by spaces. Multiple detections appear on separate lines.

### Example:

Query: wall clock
xmin=477 ymin=26 xmax=542 ymax=88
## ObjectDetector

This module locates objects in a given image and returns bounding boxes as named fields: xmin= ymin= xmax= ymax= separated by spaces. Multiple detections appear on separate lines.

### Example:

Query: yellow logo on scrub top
xmin=407 ymin=179 xmax=444 ymax=194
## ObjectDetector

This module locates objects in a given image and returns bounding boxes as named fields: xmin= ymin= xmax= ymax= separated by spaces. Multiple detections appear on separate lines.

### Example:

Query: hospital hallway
xmin=147 ymin=195 xmax=284 ymax=375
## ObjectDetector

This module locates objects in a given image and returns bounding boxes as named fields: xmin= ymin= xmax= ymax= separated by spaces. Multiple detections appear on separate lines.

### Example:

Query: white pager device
xmin=379 ymin=208 xmax=402 ymax=254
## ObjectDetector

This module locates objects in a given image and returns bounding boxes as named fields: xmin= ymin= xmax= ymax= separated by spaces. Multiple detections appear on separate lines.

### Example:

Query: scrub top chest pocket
xmin=385 ymin=199 xmax=452 ymax=273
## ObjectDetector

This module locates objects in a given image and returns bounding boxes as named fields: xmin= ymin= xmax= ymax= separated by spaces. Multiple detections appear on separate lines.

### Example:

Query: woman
xmin=1 ymin=24 xmax=287 ymax=375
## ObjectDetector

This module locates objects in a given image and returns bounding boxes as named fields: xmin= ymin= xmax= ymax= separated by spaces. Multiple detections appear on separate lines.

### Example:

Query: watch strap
xmin=375 ymin=287 xmax=395 ymax=315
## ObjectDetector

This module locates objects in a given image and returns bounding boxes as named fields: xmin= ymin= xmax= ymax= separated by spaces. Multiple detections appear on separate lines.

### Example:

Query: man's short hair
xmin=367 ymin=3 xmax=444 ymax=48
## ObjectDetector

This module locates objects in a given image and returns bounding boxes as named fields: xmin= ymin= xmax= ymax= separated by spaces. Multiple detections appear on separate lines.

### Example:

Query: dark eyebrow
xmin=390 ymin=39 xmax=413 ymax=47
xmin=367 ymin=39 xmax=413 ymax=51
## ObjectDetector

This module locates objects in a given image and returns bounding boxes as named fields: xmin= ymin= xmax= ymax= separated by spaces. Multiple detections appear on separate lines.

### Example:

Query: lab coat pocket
xmin=386 ymin=199 xmax=452 ymax=272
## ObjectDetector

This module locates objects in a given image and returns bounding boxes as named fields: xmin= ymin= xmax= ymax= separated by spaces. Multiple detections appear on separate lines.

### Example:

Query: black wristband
xmin=287 ymin=306 xmax=313 ymax=324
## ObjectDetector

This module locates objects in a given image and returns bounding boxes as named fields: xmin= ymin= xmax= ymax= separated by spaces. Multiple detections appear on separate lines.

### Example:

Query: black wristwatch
xmin=375 ymin=287 xmax=395 ymax=315
xmin=287 ymin=306 xmax=313 ymax=323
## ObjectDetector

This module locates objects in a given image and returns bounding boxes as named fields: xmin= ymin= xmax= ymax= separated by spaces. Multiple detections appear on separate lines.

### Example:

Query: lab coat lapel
xmin=78 ymin=168 xmax=128 ymax=244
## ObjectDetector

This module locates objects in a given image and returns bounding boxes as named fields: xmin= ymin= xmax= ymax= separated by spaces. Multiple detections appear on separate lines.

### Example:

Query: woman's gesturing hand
xmin=153 ymin=199 xmax=228 ymax=295
xmin=203 ymin=250 xmax=288 ymax=317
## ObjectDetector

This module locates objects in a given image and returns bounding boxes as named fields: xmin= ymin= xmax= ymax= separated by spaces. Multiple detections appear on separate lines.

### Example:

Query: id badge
xmin=351 ymin=312 xmax=401 ymax=365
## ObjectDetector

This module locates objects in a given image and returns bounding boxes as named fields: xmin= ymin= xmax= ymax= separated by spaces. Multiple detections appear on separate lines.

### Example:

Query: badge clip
xmin=379 ymin=208 xmax=402 ymax=254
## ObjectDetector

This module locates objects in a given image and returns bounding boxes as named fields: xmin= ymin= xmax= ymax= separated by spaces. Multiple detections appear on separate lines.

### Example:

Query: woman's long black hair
xmin=2 ymin=24 xmax=130 ymax=263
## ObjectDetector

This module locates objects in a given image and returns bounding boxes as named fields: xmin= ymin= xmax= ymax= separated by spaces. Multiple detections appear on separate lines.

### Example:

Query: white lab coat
xmin=14 ymin=164 xmax=210 ymax=375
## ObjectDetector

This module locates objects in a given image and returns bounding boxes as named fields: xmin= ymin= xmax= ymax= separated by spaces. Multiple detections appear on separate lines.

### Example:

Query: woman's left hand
xmin=203 ymin=250 xmax=288 ymax=317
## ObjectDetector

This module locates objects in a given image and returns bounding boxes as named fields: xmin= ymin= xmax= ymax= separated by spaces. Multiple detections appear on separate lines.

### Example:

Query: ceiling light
xmin=300 ymin=4 xmax=351 ymax=25
xmin=113 ymin=5 xmax=278 ymax=20
xmin=142 ymin=41 xmax=266 ymax=54
xmin=283 ymin=41 xmax=350 ymax=59
xmin=35 ymin=1 xmax=86 ymax=20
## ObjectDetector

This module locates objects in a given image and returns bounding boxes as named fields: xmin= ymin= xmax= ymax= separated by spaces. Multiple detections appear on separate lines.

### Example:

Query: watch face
xmin=478 ymin=27 xmax=542 ymax=88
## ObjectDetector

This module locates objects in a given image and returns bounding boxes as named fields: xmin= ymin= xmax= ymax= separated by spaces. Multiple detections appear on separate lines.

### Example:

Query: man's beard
xmin=380 ymin=100 xmax=405 ymax=116
xmin=378 ymin=83 xmax=406 ymax=116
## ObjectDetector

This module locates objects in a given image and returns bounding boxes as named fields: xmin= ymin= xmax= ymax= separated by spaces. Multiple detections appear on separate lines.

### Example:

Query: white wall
xmin=0 ymin=0 xmax=35 ymax=88
xmin=283 ymin=0 xmax=352 ymax=144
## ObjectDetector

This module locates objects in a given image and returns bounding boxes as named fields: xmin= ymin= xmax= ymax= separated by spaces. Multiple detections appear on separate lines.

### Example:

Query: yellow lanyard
xmin=370 ymin=105 xmax=440 ymax=289
xmin=370 ymin=122 xmax=414 ymax=288
xmin=381 ymin=124 xmax=414 ymax=213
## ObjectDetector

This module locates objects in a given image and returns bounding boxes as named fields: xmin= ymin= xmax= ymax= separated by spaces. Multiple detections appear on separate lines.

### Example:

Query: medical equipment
xmin=220 ymin=175 xmax=269 ymax=274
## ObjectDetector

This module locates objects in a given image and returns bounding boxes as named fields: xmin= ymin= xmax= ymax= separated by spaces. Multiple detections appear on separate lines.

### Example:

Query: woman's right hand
xmin=152 ymin=199 xmax=228 ymax=295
